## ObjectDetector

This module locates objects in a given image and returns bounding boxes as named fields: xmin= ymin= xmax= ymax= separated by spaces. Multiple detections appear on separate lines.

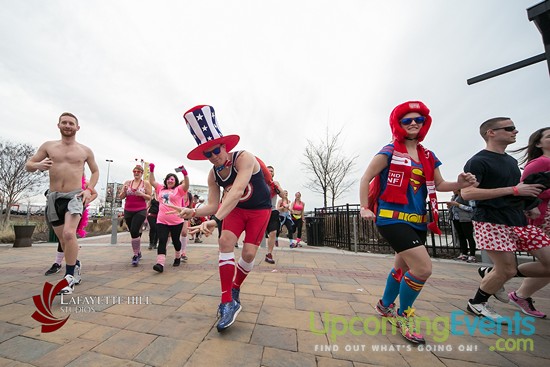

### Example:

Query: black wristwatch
xmin=211 ymin=215 xmax=222 ymax=228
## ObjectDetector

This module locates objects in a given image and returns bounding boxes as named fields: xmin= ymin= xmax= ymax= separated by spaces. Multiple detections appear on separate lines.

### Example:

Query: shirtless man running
xmin=26 ymin=112 xmax=99 ymax=294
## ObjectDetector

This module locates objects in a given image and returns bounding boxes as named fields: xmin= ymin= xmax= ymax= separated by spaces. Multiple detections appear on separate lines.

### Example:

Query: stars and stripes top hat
xmin=183 ymin=105 xmax=240 ymax=160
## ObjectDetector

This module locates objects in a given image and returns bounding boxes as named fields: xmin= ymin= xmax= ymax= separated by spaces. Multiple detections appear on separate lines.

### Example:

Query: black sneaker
xmin=45 ymin=263 xmax=62 ymax=276
xmin=153 ymin=263 xmax=164 ymax=273
xmin=173 ymin=258 xmax=181 ymax=267
xmin=181 ymin=255 xmax=188 ymax=261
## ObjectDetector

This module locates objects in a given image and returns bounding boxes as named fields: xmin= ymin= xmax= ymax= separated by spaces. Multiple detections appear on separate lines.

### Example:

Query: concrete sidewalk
xmin=0 ymin=231 xmax=549 ymax=367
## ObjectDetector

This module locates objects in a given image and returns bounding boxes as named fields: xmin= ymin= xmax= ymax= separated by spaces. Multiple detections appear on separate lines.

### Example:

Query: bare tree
xmin=0 ymin=140 xmax=48 ymax=226
xmin=327 ymin=155 xmax=356 ymax=206
xmin=302 ymin=129 xmax=357 ymax=207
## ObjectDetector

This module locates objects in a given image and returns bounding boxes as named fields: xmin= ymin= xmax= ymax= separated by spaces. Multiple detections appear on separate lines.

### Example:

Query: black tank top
xmin=148 ymin=198 xmax=159 ymax=215
xmin=214 ymin=151 xmax=271 ymax=210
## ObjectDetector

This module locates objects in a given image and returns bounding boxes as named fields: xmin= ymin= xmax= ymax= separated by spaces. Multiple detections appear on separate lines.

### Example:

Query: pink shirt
xmin=291 ymin=200 xmax=304 ymax=219
xmin=155 ymin=183 xmax=187 ymax=226
xmin=522 ymin=156 xmax=550 ymax=226
xmin=124 ymin=181 xmax=147 ymax=212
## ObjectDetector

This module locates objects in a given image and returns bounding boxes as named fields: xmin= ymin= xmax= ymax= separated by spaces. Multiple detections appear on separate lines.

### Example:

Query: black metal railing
xmin=312 ymin=203 xmax=535 ymax=259
xmin=312 ymin=203 xmax=457 ymax=258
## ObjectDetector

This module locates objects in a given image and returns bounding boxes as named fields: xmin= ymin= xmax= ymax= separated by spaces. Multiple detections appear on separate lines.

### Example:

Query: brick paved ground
xmin=0 ymin=231 xmax=549 ymax=366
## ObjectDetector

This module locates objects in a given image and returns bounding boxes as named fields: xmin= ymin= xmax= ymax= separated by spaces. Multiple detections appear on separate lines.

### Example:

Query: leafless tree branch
xmin=0 ymin=140 xmax=48 ymax=226
xmin=301 ymin=128 xmax=357 ymax=207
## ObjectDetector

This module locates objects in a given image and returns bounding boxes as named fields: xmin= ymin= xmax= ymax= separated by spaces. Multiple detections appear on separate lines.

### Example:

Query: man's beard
xmin=60 ymin=129 xmax=76 ymax=137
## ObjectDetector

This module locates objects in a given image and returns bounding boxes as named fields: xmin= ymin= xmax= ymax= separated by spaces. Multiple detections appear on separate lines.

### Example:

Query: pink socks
xmin=156 ymin=254 xmax=166 ymax=266
xmin=131 ymin=238 xmax=141 ymax=256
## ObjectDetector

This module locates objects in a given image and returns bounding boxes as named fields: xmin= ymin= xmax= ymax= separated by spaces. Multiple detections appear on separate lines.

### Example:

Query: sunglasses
xmin=203 ymin=146 xmax=222 ymax=158
xmin=400 ymin=116 xmax=426 ymax=125
xmin=491 ymin=126 xmax=516 ymax=132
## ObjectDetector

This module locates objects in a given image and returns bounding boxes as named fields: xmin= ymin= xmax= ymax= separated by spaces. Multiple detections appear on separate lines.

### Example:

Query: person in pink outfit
xmin=119 ymin=165 xmax=152 ymax=266
xmin=290 ymin=192 xmax=305 ymax=246
xmin=277 ymin=190 xmax=295 ymax=248
xmin=148 ymin=163 xmax=189 ymax=273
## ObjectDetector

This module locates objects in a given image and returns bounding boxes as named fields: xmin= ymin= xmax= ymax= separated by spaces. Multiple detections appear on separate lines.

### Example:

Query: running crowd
xmin=25 ymin=103 xmax=550 ymax=340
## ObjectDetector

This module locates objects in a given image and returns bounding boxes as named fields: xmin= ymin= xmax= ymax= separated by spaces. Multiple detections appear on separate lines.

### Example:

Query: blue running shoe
xmin=216 ymin=300 xmax=242 ymax=332
xmin=232 ymin=288 xmax=240 ymax=304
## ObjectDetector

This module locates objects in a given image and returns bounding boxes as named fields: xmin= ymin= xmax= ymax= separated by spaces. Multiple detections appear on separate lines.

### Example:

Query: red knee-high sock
xmin=233 ymin=258 xmax=254 ymax=289
xmin=219 ymin=252 xmax=236 ymax=303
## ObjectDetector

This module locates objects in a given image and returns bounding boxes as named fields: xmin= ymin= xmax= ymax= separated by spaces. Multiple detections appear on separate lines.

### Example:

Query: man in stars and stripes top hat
xmin=170 ymin=104 xmax=273 ymax=332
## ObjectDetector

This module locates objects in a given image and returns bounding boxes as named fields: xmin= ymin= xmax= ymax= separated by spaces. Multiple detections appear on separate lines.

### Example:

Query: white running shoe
xmin=58 ymin=274 xmax=77 ymax=295
xmin=467 ymin=300 xmax=508 ymax=324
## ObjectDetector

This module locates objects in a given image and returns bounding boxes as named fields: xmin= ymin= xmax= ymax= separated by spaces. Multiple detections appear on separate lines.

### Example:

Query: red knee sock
xmin=219 ymin=252 xmax=236 ymax=303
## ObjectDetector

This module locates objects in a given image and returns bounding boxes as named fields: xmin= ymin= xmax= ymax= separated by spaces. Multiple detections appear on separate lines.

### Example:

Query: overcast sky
xmin=1 ymin=0 xmax=549 ymax=210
